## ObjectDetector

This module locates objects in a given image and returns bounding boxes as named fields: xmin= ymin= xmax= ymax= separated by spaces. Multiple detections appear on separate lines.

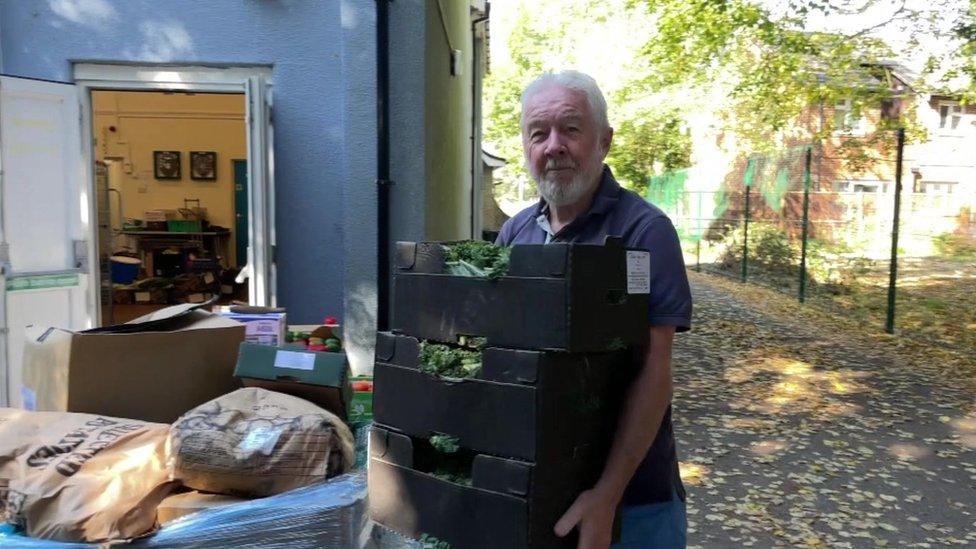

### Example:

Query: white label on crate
xmin=626 ymin=250 xmax=651 ymax=294
xmin=203 ymin=272 xmax=215 ymax=284
xmin=135 ymin=291 xmax=151 ymax=302
xmin=274 ymin=350 xmax=315 ymax=371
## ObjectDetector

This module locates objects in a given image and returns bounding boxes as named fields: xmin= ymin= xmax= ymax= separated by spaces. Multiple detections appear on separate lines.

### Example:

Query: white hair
xmin=521 ymin=70 xmax=610 ymax=131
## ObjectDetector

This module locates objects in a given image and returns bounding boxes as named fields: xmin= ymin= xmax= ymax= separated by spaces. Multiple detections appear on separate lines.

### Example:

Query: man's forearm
xmin=593 ymin=326 xmax=675 ymax=503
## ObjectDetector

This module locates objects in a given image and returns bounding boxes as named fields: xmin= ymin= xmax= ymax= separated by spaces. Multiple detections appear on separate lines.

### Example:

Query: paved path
xmin=673 ymin=272 xmax=976 ymax=548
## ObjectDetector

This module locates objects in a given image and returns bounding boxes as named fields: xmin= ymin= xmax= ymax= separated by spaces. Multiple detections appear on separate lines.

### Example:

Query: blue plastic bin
xmin=109 ymin=256 xmax=141 ymax=284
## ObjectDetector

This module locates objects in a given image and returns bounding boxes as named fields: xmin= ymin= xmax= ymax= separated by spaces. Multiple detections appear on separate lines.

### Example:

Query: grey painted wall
xmin=0 ymin=0 xmax=382 ymax=371
xmin=388 ymin=0 xmax=429 ymax=253
xmin=0 ymin=0 xmax=480 ymax=373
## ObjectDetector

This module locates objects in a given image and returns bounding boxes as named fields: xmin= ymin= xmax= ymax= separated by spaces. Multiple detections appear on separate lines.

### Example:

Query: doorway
xmin=0 ymin=65 xmax=275 ymax=407
xmin=91 ymin=90 xmax=248 ymax=324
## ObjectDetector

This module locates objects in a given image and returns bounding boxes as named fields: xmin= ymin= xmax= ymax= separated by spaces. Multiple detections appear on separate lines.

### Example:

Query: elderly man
xmin=495 ymin=71 xmax=692 ymax=548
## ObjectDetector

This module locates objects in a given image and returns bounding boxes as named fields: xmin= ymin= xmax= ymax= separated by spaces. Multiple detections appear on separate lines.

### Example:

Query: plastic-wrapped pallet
xmin=137 ymin=473 xmax=368 ymax=548
xmin=0 ymin=473 xmax=370 ymax=549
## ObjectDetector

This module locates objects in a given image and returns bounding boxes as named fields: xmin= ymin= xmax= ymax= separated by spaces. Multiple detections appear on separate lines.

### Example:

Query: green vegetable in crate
xmin=420 ymin=533 xmax=452 ymax=549
xmin=324 ymin=338 xmax=342 ymax=351
xmin=418 ymin=342 xmax=481 ymax=379
xmin=443 ymin=241 xmax=511 ymax=279
xmin=429 ymin=434 xmax=460 ymax=454
xmin=456 ymin=335 xmax=486 ymax=349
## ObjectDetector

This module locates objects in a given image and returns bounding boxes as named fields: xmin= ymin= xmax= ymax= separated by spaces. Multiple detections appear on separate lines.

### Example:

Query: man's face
xmin=522 ymin=85 xmax=612 ymax=207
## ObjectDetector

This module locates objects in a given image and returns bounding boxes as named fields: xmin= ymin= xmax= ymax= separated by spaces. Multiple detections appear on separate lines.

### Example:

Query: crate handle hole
xmin=605 ymin=289 xmax=627 ymax=305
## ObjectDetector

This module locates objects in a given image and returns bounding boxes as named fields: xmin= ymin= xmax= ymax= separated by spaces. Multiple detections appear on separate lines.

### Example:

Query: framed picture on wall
xmin=153 ymin=151 xmax=181 ymax=180
xmin=190 ymin=151 xmax=217 ymax=180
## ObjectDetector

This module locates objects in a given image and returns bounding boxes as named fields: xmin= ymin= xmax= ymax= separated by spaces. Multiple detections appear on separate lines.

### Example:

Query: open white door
xmin=244 ymin=75 xmax=276 ymax=306
xmin=0 ymin=76 xmax=93 ymax=407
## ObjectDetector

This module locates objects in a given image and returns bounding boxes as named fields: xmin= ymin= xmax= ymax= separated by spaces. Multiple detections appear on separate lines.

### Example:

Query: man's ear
xmin=601 ymin=127 xmax=614 ymax=157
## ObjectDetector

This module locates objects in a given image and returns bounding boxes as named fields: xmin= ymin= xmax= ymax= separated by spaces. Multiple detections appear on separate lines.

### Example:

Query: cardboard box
xmin=157 ymin=490 xmax=248 ymax=525
xmin=370 ymin=426 xmax=597 ymax=549
xmin=393 ymin=239 xmax=650 ymax=352
xmin=112 ymin=288 xmax=134 ymax=304
xmin=348 ymin=376 xmax=373 ymax=424
xmin=21 ymin=303 xmax=246 ymax=423
xmin=216 ymin=308 xmax=287 ymax=346
xmin=373 ymin=332 xmax=632 ymax=462
xmin=144 ymin=209 xmax=178 ymax=222
xmin=234 ymin=342 xmax=352 ymax=419
xmin=134 ymin=289 xmax=168 ymax=304
xmin=149 ymin=474 xmax=368 ymax=547
xmin=349 ymin=376 xmax=373 ymax=470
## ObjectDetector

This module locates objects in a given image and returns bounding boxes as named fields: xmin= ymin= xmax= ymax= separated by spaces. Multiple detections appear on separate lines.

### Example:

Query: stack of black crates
xmin=370 ymin=238 xmax=650 ymax=548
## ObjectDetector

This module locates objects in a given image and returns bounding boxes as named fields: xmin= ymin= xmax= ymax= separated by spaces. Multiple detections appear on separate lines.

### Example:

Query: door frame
xmin=73 ymin=63 xmax=275 ymax=323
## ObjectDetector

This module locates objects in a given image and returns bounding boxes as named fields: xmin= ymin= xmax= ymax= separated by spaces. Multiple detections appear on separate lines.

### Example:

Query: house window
xmin=833 ymin=180 xmax=881 ymax=193
xmin=920 ymin=181 xmax=956 ymax=194
xmin=834 ymin=98 xmax=864 ymax=134
xmin=938 ymin=101 xmax=963 ymax=131
xmin=854 ymin=183 xmax=880 ymax=193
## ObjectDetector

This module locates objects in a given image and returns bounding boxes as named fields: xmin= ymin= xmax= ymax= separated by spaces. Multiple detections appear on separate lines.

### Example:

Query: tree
xmin=483 ymin=0 xmax=693 ymax=199
xmin=483 ymin=0 xmax=973 ymax=202
xmin=629 ymin=0 xmax=972 ymax=146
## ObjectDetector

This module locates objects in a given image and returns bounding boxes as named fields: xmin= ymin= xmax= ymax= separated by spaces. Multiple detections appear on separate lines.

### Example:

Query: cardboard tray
xmin=369 ymin=426 xmax=589 ymax=549
xmin=392 ymin=238 xmax=649 ymax=352
xmin=373 ymin=332 xmax=634 ymax=463
xmin=234 ymin=343 xmax=353 ymax=419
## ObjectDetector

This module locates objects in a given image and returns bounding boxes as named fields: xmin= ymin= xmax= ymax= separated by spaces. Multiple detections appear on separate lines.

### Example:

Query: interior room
xmin=92 ymin=90 xmax=249 ymax=324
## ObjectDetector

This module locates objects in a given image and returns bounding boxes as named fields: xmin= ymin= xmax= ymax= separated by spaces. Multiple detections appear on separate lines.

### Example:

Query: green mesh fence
xmin=644 ymin=141 xmax=976 ymax=352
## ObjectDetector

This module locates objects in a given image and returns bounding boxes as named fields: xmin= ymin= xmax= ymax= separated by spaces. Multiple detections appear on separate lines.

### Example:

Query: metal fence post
xmin=885 ymin=128 xmax=905 ymax=334
xmin=696 ymin=191 xmax=703 ymax=272
xmin=799 ymin=146 xmax=812 ymax=302
xmin=742 ymin=158 xmax=755 ymax=281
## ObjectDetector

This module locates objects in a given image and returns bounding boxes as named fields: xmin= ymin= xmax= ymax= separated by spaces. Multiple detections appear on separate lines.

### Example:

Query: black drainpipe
xmin=376 ymin=0 xmax=392 ymax=331
xmin=470 ymin=6 xmax=489 ymax=240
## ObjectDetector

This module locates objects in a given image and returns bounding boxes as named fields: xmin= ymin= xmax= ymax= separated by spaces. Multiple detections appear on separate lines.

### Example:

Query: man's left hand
xmin=553 ymin=487 xmax=617 ymax=548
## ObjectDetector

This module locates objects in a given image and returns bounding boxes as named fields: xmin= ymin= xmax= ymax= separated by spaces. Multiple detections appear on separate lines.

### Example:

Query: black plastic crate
xmin=373 ymin=332 xmax=634 ymax=463
xmin=370 ymin=426 xmax=613 ymax=549
xmin=392 ymin=238 xmax=650 ymax=352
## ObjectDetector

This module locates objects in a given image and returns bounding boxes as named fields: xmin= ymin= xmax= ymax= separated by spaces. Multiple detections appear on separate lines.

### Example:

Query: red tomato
xmin=352 ymin=381 xmax=373 ymax=392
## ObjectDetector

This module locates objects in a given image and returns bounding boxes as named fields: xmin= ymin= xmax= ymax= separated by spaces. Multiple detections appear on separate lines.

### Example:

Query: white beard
xmin=530 ymin=153 xmax=604 ymax=207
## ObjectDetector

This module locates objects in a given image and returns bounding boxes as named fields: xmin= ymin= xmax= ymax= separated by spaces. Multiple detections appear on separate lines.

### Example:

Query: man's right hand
xmin=554 ymin=487 xmax=618 ymax=548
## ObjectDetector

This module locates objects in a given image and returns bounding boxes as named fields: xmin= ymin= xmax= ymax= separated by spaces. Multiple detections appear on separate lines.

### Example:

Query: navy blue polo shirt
xmin=495 ymin=165 xmax=692 ymax=505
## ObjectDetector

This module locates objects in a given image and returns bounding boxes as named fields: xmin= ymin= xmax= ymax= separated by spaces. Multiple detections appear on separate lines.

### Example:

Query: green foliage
xmin=483 ymin=0 xmax=693 ymax=199
xmin=484 ymin=0 xmax=972 ymax=209
xmin=420 ymin=534 xmax=452 ymax=549
xmin=444 ymin=241 xmax=511 ymax=279
xmin=426 ymin=435 xmax=473 ymax=487
xmin=719 ymin=223 xmax=797 ymax=274
xmin=606 ymin=110 xmax=692 ymax=195
xmin=718 ymin=227 xmax=875 ymax=290
xmin=418 ymin=342 xmax=482 ymax=379
xmin=805 ymin=239 xmax=874 ymax=289
xmin=429 ymin=434 xmax=461 ymax=454
xmin=933 ymin=233 xmax=976 ymax=262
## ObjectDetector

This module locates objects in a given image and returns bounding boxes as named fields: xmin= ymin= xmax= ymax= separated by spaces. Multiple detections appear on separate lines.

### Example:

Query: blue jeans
xmin=612 ymin=491 xmax=687 ymax=548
